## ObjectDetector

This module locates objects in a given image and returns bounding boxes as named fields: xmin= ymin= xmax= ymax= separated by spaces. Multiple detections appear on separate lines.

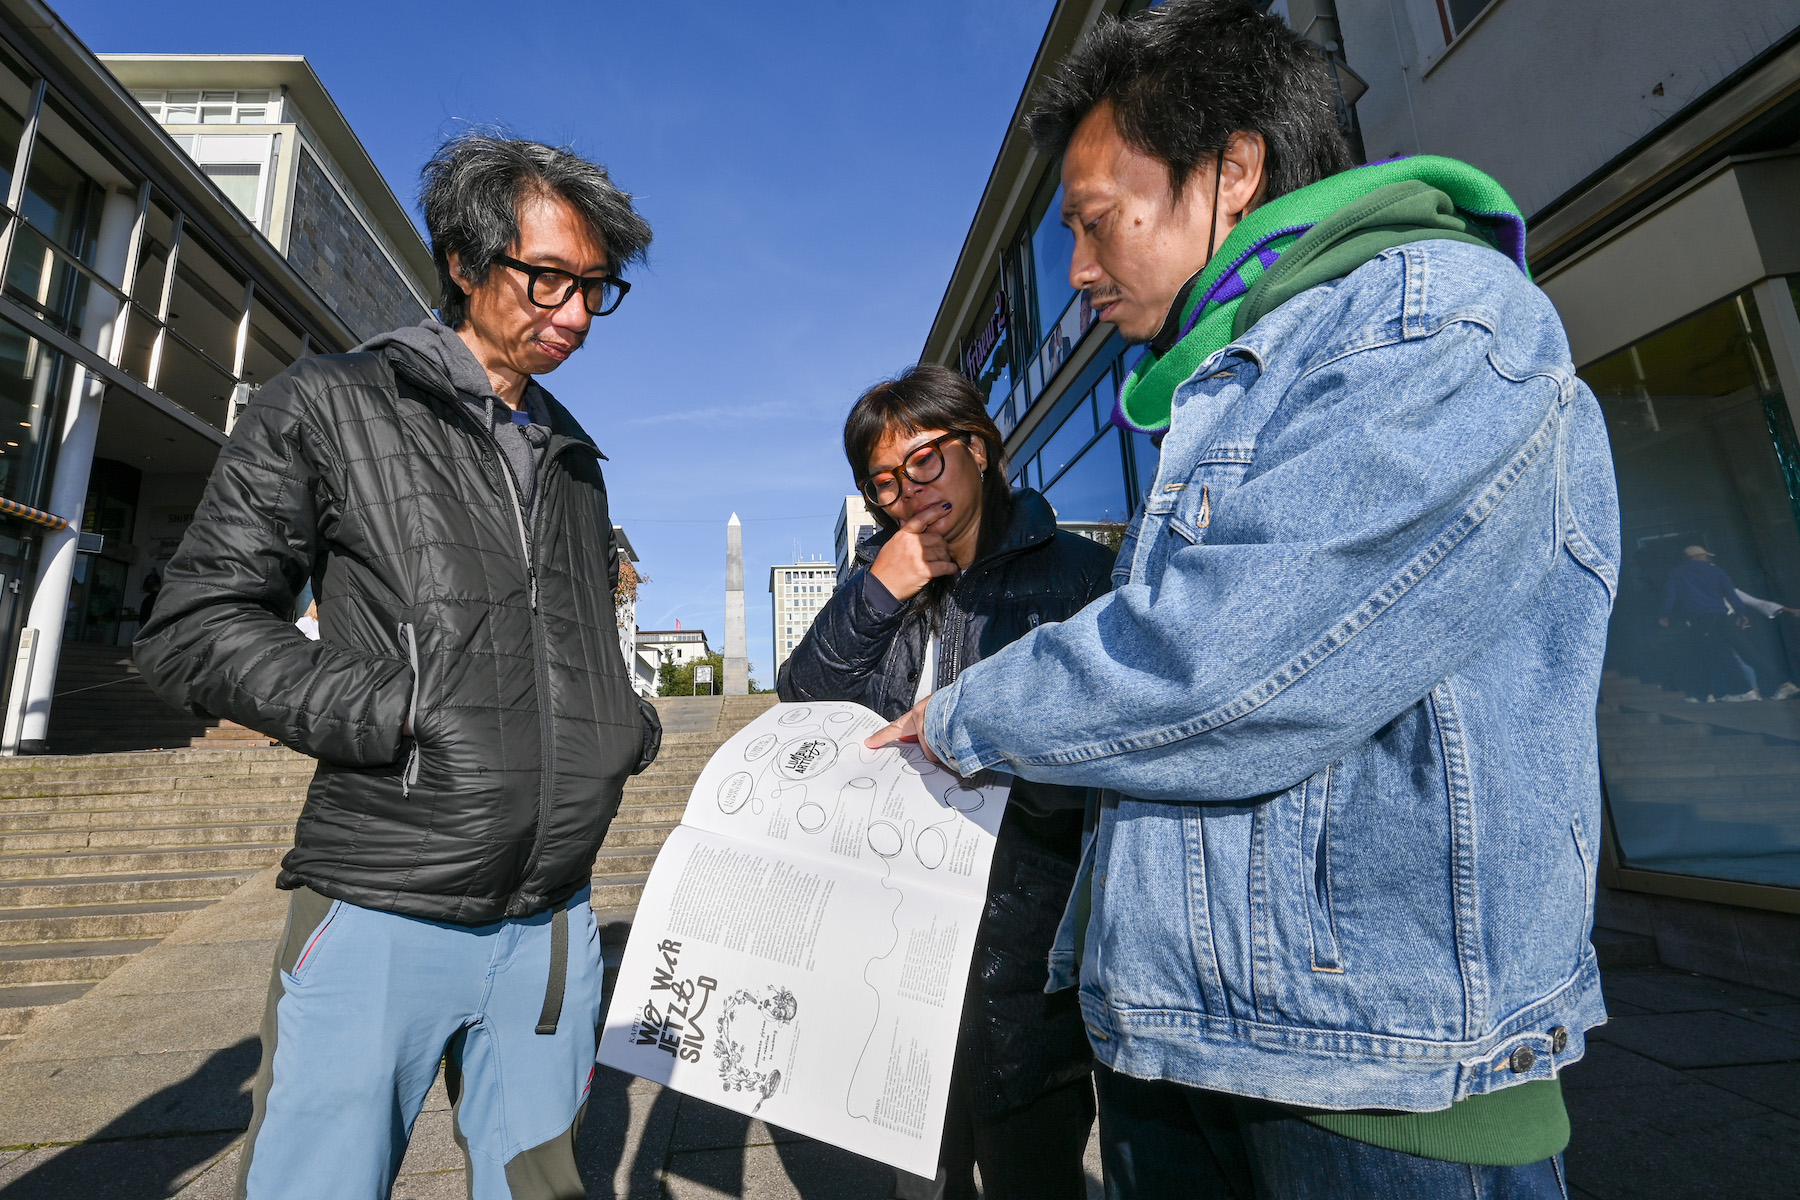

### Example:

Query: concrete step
xmin=590 ymin=846 xmax=660 ymax=877
xmin=0 ymin=868 xmax=257 ymax=908
xmin=0 ymin=757 xmax=310 ymax=785
xmin=0 ymin=748 xmax=308 ymax=773
xmin=0 ymin=843 xmax=289 ymax=879
xmin=609 ymin=803 xmax=684 ymax=827
xmin=0 ymin=772 xmax=315 ymax=800
xmin=590 ymin=873 xmax=647 ymax=910
xmin=0 ymin=820 xmax=297 ymax=854
xmin=619 ymin=784 xmax=694 ymax=807
xmin=0 ymin=802 xmax=303 ymax=833
xmin=0 ymin=787 xmax=307 ymax=816
xmin=0 ymin=898 xmax=214 ymax=942
xmin=599 ymin=822 xmax=677 ymax=848
xmin=0 ymin=937 xmax=161 ymax=985
xmin=0 ymin=981 xmax=95 ymax=1035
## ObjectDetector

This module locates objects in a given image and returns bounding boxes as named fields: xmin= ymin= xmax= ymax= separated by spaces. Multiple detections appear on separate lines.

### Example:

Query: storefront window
xmin=960 ymin=281 xmax=1013 ymax=416
xmin=1044 ymin=427 xmax=1128 ymax=523
xmin=1586 ymin=289 xmax=1800 ymax=888
xmin=5 ymin=131 xmax=102 ymax=339
xmin=1029 ymin=179 xmax=1075 ymax=350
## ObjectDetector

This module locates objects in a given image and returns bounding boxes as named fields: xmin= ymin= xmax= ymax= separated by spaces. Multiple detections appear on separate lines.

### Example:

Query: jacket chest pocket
xmin=1132 ymin=451 xmax=1254 ymax=579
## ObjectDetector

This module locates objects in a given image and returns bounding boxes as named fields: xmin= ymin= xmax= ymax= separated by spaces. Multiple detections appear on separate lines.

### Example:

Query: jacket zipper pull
xmin=1197 ymin=485 xmax=1211 ymax=529
xmin=528 ymin=567 xmax=539 ymax=612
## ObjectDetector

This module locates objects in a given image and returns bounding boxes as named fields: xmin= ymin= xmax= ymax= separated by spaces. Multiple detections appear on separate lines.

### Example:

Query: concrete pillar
xmin=724 ymin=513 xmax=748 ymax=695
xmin=6 ymin=188 xmax=140 ymax=753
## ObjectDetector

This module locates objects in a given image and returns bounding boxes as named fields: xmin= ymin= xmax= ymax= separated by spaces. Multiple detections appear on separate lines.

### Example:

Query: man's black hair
xmin=1026 ymin=0 xmax=1353 ymax=202
xmin=420 ymin=131 xmax=652 ymax=327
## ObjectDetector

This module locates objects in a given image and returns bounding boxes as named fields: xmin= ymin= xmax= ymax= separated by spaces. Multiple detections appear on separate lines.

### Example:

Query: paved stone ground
xmin=0 ymin=867 xmax=1793 ymax=1198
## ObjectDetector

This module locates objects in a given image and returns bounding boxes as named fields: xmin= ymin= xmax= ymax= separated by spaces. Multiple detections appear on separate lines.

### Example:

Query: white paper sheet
xmin=597 ymin=700 xmax=1009 ymax=1177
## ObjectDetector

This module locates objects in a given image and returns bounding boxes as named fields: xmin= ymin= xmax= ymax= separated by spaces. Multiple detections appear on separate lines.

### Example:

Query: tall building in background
xmin=928 ymin=0 xmax=1800 ymax=980
xmin=833 ymin=494 xmax=878 ymax=584
xmin=0 ymin=0 xmax=435 ymax=754
xmin=770 ymin=558 xmax=835 ymax=675
xmin=102 ymin=55 xmax=434 ymax=343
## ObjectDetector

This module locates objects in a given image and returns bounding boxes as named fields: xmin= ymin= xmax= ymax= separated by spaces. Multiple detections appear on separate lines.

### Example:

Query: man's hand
xmin=865 ymin=696 xmax=943 ymax=767
xmin=869 ymin=503 xmax=958 ymax=601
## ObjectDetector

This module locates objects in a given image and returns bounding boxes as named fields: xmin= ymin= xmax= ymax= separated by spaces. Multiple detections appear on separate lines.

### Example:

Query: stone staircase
xmin=44 ymin=642 xmax=216 ymax=755
xmin=0 ymin=745 xmax=311 ymax=1046
xmin=0 ymin=693 xmax=780 ymax=1046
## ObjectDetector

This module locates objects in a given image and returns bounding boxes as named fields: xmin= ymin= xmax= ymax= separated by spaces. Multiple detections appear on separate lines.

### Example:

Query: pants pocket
xmin=277 ymin=887 xmax=344 ymax=984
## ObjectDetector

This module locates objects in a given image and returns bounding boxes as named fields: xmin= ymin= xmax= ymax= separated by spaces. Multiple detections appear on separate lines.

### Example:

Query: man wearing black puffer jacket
xmin=134 ymin=133 xmax=658 ymax=1200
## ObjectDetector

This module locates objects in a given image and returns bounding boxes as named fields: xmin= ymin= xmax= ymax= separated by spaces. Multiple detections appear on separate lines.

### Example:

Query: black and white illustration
xmin=599 ymin=701 xmax=1007 ymax=1179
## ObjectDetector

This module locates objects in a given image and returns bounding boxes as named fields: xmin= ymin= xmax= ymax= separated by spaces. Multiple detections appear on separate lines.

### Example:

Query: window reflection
xmin=1030 ymin=181 xmax=1075 ymax=348
xmin=1589 ymin=288 xmax=1800 ymax=888
xmin=1043 ymin=427 xmax=1127 ymax=523
xmin=0 ymin=316 xmax=69 ymax=505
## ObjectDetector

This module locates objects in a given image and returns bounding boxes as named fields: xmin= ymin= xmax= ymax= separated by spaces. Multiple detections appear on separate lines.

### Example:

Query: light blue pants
xmin=236 ymin=886 xmax=604 ymax=1200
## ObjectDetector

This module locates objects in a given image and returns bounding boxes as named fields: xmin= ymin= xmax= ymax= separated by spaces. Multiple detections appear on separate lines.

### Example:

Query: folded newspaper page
xmin=597 ymin=700 xmax=1010 ymax=1177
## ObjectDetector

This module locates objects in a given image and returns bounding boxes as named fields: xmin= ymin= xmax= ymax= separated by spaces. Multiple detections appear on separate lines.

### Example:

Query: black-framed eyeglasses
xmin=492 ymin=254 xmax=630 ymax=316
xmin=858 ymin=433 xmax=968 ymax=508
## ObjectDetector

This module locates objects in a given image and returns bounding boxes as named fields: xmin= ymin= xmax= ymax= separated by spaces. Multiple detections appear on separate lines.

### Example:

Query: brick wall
xmin=287 ymin=147 xmax=427 ymax=341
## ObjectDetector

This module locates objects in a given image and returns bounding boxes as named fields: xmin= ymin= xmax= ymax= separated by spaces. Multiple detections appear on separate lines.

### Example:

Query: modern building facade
xmin=771 ymin=558 xmax=835 ymax=673
xmin=610 ymin=525 xmax=656 ymax=698
xmin=925 ymin=0 xmax=1800 ymax=969
xmin=833 ymin=494 xmax=877 ymax=585
xmin=0 ymin=0 xmax=432 ymax=754
xmin=636 ymin=626 xmax=712 ymax=685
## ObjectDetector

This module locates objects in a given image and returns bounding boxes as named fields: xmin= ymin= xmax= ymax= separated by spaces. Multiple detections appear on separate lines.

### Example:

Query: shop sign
xmin=961 ymin=289 xmax=1008 ymax=381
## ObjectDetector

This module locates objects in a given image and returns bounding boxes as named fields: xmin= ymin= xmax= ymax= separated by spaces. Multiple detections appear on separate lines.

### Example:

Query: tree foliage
xmin=656 ymin=650 xmax=771 ymax=696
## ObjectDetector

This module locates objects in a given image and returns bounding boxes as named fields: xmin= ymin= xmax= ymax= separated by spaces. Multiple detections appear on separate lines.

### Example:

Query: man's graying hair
xmin=1026 ymin=0 xmax=1351 ymax=203
xmin=421 ymin=132 xmax=653 ymax=326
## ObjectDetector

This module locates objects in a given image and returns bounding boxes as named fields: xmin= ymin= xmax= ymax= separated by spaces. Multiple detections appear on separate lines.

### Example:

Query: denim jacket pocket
xmin=1301 ymin=766 xmax=1345 ymax=973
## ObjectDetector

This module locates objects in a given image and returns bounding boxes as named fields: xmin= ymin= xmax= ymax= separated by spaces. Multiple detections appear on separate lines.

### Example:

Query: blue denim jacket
xmin=922 ymin=241 xmax=1620 ymax=1112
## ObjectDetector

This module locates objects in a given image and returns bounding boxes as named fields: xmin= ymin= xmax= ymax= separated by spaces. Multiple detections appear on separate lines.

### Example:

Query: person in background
xmin=135 ymin=132 xmax=661 ymax=1200
xmin=136 ymin=571 xmax=161 ymax=628
xmin=1659 ymin=543 xmax=1800 ymax=702
xmin=868 ymin=2 xmax=1620 ymax=1196
xmin=780 ymin=363 xmax=1114 ymax=1200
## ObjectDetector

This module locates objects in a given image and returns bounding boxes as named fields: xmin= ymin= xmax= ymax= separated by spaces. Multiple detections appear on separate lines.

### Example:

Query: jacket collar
xmin=856 ymin=487 xmax=1059 ymax=571
xmin=377 ymin=340 xmax=607 ymax=459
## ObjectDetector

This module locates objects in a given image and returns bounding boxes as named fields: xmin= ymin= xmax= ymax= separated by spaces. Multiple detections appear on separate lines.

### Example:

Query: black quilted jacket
xmin=779 ymin=489 xmax=1114 ymax=1117
xmin=133 ymin=341 xmax=658 ymax=924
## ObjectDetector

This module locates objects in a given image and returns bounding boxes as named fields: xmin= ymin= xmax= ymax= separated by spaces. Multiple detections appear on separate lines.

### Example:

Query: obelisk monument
xmin=724 ymin=513 xmax=749 ymax=694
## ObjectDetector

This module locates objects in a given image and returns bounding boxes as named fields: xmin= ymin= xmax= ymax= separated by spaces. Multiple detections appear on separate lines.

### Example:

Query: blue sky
xmin=61 ymin=0 xmax=1055 ymax=685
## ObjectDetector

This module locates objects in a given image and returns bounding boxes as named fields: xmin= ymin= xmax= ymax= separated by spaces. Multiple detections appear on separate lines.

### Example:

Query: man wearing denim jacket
xmin=868 ymin=3 xmax=1619 ymax=1196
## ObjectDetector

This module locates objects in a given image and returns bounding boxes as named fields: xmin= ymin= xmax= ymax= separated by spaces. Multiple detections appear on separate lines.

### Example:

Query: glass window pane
xmin=1039 ymin=395 xmax=1101 ymax=484
xmin=156 ymin=333 xmax=236 ymax=429
xmin=0 ymin=317 xmax=70 ymax=506
xmin=1589 ymin=290 xmax=1800 ymax=888
xmin=1031 ymin=182 xmax=1076 ymax=350
xmin=165 ymin=233 xmax=245 ymax=372
xmin=20 ymin=133 xmax=101 ymax=258
xmin=4 ymin=227 xmax=92 ymax=338
xmin=236 ymin=108 xmax=267 ymax=124
xmin=167 ymin=92 xmax=199 ymax=105
xmin=242 ymin=295 xmax=304 ymax=386
xmin=203 ymin=162 xmax=261 ymax=220
xmin=200 ymin=91 xmax=234 ymax=103
xmin=960 ymin=279 xmax=1012 ymax=414
xmin=199 ymin=106 xmax=233 ymax=125
xmin=1043 ymin=428 xmax=1127 ymax=523
xmin=236 ymin=91 xmax=270 ymax=105
xmin=163 ymin=107 xmax=196 ymax=124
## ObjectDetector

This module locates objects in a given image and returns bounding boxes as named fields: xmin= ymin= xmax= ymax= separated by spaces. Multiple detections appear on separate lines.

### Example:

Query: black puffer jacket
xmin=779 ymin=489 xmax=1113 ymax=1117
xmin=134 ymin=341 xmax=659 ymax=924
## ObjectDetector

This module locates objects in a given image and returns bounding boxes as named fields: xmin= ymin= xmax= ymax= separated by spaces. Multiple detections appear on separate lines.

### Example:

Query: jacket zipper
xmin=487 ymin=433 xmax=598 ymax=911
xmin=401 ymin=622 xmax=421 ymax=796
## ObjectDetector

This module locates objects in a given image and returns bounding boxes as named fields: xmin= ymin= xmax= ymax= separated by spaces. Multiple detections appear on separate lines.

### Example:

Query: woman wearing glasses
xmin=779 ymin=363 xmax=1114 ymax=1200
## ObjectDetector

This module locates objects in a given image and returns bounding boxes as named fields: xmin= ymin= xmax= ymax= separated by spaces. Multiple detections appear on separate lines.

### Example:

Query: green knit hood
xmin=1115 ymin=155 xmax=1528 ymax=434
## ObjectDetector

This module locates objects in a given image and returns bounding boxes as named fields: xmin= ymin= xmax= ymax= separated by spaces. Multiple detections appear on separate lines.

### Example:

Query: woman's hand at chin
xmin=869 ymin=502 xmax=959 ymax=600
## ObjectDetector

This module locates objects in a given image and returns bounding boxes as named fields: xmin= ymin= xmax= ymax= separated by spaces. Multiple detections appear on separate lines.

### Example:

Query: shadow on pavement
xmin=0 ymin=1037 xmax=258 ymax=1200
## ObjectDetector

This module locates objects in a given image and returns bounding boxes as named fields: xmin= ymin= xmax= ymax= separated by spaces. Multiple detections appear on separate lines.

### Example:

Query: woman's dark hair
xmin=844 ymin=363 xmax=1013 ymax=617
xmin=420 ymin=130 xmax=653 ymax=327
xmin=1025 ymin=0 xmax=1352 ymax=202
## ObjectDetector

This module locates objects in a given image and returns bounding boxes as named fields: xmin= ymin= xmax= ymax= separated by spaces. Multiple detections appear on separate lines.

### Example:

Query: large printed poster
xmin=597 ymin=701 xmax=1009 ymax=1177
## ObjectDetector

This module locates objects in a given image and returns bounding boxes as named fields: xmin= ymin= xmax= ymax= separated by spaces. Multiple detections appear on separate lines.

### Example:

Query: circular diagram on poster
xmin=774 ymin=736 xmax=838 ymax=781
xmin=797 ymin=798 xmax=831 ymax=834
xmin=717 ymin=771 xmax=754 ymax=814
xmin=914 ymin=825 xmax=948 ymax=869
xmin=778 ymin=707 xmax=814 ymax=726
xmin=943 ymin=783 xmax=985 ymax=813
xmin=743 ymin=733 xmax=778 ymax=761
xmin=867 ymin=821 xmax=903 ymax=858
